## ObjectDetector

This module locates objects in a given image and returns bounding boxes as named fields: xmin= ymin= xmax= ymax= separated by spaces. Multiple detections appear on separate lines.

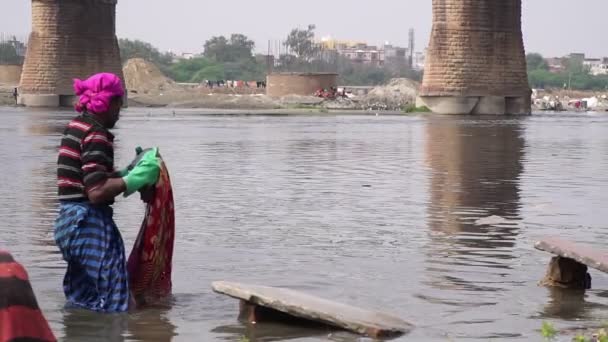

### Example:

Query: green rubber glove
xmin=122 ymin=147 xmax=160 ymax=197
xmin=114 ymin=147 xmax=145 ymax=178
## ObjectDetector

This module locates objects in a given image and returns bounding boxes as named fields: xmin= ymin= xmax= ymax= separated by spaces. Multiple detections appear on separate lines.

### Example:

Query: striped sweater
xmin=57 ymin=114 xmax=115 ymax=202
xmin=0 ymin=250 xmax=56 ymax=342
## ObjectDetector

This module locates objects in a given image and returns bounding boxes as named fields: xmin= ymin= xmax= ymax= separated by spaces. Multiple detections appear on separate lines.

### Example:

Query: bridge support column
xmin=419 ymin=0 xmax=531 ymax=115
xmin=19 ymin=0 xmax=124 ymax=108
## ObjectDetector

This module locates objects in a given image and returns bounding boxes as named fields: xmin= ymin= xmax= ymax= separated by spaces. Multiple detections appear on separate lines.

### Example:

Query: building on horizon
xmin=318 ymin=37 xmax=419 ymax=67
xmin=319 ymin=38 xmax=386 ymax=66
xmin=545 ymin=57 xmax=565 ymax=73
xmin=171 ymin=52 xmax=202 ymax=63
xmin=584 ymin=56 xmax=608 ymax=76
xmin=0 ymin=35 xmax=27 ymax=65
xmin=544 ymin=53 xmax=608 ymax=75
xmin=414 ymin=50 xmax=426 ymax=71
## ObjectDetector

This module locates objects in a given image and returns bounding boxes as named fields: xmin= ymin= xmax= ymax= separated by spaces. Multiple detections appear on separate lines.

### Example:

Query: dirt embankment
xmin=123 ymin=58 xmax=179 ymax=95
xmin=0 ymin=59 xmax=421 ymax=111
xmin=122 ymin=59 xmax=421 ymax=111
xmin=123 ymin=58 xmax=278 ymax=109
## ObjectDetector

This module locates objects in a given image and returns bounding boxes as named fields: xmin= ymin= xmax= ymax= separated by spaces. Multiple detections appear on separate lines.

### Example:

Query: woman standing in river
xmin=54 ymin=73 xmax=160 ymax=313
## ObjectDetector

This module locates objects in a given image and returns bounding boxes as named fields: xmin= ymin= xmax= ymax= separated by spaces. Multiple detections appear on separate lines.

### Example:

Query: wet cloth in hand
xmin=127 ymin=155 xmax=175 ymax=306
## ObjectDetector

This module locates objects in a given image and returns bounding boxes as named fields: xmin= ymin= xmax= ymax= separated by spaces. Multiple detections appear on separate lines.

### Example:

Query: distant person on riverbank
xmin=54 ymin=73 xmax=160 ymax=313
xmin=0 ymin=250 xmax=56 ymax=342
xmin=12 ymin=87 xmax=18 ymax=105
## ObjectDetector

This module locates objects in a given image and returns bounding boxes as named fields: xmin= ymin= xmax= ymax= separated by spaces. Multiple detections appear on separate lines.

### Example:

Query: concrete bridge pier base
xmin=18 ymin=94 xmax=60 ymax=107
xmin=17 ymin=94 xmax=86 ymax=108
xmin=19 ymin=94 xmax=127 ymax=108
xmin=416 ymin=95 xmax=531 ymax=115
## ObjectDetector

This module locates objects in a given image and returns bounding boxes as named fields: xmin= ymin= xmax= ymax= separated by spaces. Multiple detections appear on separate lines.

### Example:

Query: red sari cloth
xmin=127 ymin=159 xmax=175 ymax=307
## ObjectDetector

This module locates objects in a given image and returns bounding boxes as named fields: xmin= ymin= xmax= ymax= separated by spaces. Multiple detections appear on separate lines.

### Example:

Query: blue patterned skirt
xmin=54 ymin=202 xmax=130 ymax=313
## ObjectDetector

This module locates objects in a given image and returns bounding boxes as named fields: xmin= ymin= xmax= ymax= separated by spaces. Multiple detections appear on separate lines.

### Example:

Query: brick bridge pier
xmin=417 ymin=0 xmax=531 ymax=115
xmin=19 ymin=0 xmax=123 ymax=107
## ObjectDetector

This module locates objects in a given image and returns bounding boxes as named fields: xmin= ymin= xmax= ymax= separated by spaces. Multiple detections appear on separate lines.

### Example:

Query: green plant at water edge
xmin=238 ymin=336 xmax=250 ymax=342
xmin=540 ymin=323 xmax=608 ymax=342
xmin=573 ymin=328 xmax=608 ymax=342
xmin=402 ymin=105 xmax=431 ymax=114
xmin=284 ymin=103 xmax=326 ymax=111
xmin=541 ymin=322 xmax=558 ymax=340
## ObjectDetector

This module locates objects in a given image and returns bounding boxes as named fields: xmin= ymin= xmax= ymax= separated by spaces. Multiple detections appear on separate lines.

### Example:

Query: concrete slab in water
xmin=535 ymin=238 xmax=608 ymax=274
xmin=212 ymin=281 xmax=413 ymax=338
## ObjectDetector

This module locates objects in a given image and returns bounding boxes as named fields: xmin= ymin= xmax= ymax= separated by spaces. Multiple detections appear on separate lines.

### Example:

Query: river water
xmin=1 ymin=107 xmax=608 ymax=341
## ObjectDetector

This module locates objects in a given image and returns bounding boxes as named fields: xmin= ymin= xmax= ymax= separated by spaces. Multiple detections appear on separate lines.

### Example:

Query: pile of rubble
xmin=532 ymin=89 xmax=608 ymax=112
xmin=357 ymin=78 xmax=419 ymax=111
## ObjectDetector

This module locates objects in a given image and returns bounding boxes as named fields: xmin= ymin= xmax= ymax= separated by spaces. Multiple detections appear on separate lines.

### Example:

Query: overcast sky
xmin=1 ymin=0 xmax=606 ymax=57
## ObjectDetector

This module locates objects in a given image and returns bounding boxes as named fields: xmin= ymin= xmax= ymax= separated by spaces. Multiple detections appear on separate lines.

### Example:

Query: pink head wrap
xmin=73 ymin=72 xmax=125 ymax=114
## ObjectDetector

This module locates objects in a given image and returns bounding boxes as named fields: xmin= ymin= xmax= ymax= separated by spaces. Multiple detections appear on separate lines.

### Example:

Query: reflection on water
xmin=61 ymin=307 xmax=177 ymax=342
xmin=212 ymin=322 xmax=333 ymax=342
xmin=422 ymin=117 xmax=525 ymax=339
xmin=541 ymin=288 xmax=588 ymax=320
xmin=1 ymin=107 xmax=608 ymax=341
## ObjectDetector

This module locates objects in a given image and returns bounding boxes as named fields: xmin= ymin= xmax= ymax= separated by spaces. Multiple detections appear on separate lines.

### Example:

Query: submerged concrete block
xmin=533 ymin=238 xmax=608 ymax=289
xmin=539 ymin=256 xmax=591 ymax=289
xmin=535 ymin=238 xmax=608 ymax=274
xmin=212 ymin=281 xmax=413 ymax=338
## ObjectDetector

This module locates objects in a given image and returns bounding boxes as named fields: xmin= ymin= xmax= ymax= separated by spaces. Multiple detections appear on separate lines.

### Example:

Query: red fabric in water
xmin=127 ymin=160 xmax=175 ymax=306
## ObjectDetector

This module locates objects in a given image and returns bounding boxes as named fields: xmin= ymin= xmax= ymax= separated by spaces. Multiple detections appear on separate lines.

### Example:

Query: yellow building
xmin=319 ymin=37 xmax=367 ymax=50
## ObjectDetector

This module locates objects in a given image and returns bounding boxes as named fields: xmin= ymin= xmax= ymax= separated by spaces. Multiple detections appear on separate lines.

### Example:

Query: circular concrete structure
xmin=266 ymin=73 xmax=338 ymax=97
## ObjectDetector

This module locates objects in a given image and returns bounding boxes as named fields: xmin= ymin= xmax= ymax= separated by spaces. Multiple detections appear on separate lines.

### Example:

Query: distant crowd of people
xmin=203 ymin=80 xmax=266 ymax=89
xmin=314 ymin=86 xmax=348 ymax=99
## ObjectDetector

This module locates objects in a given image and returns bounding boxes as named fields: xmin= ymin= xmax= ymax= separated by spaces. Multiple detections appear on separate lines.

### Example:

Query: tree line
xmin=526 ymin=53 xmax=608 ymax=91
xmin=5 ymin=32 xmax=605 ymax=90
xmin=0 ymin=42 xmax=24 ymax=65
xmin=118 ymin=25 xmax=421 ymax=86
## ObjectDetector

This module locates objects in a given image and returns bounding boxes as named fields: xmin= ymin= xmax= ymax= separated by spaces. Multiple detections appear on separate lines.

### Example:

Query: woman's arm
xmin=87 ymin=177 xmax=126 ymax=205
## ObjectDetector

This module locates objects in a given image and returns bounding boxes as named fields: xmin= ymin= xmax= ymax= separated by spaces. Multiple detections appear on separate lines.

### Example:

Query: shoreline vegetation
xmin=541 ymin=321 xmax=608 ymax=342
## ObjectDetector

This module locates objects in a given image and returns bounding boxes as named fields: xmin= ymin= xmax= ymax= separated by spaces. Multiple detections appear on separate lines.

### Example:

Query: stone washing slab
xmin=535 ymin=238 xmax=608 ymax=274
xmin=212 ymin=281 xmax=413 ymax=338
